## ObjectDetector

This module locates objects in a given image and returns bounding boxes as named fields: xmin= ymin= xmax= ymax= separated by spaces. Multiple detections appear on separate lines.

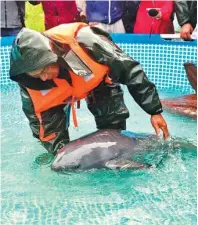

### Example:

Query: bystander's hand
xmin=150 ymin=114 xmax=169 ymax=140
xmin=180 ymin=23 xmax=193 ymax=40
xmin=155 ymin=11 xmax=162 ymax=20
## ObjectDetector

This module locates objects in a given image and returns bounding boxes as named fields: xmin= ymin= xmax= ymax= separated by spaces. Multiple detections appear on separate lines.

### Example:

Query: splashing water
xmin=1 ymin=86 xmax=197 ymax=225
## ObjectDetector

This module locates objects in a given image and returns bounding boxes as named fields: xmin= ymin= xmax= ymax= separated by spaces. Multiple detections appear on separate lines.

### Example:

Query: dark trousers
xmin=87 ymin=82 xmax=129 ymax=130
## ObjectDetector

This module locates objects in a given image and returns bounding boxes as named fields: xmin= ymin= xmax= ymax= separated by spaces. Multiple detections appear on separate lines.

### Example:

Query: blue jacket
xmin=86 ymin=1 xmax=124 ymax=24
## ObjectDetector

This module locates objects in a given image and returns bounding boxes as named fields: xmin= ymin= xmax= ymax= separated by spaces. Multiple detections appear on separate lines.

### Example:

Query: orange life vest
xmin=26 ymin=23 xmax=112 ymax=133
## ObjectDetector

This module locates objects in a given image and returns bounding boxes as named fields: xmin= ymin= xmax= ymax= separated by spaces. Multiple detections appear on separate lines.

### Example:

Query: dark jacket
xmin=175 ymin=1 xmax=197 ymax=28
xmin=86 ymin=1 xmax=124 ymax=24
xmin=10 ymin=25 xmax=162 ymax=153
xmin=122 ymin=0 xmax=140 ymax=33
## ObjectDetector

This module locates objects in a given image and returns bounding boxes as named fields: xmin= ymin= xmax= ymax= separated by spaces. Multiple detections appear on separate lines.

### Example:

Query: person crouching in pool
xmin=9 ymin=23 xmax=169 ymax=154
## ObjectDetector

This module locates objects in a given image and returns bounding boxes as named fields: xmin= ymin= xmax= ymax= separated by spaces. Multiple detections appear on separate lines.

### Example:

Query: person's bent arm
xmin=174 ymin=1 xmax=193 ymax=40
xmin=76 ymin=26 xmax=169 ymax=139
xmin=174 ymin=1 xmax=190 ymax=27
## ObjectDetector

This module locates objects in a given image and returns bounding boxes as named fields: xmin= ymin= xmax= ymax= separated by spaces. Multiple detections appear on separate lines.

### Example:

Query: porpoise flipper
xmin=105 ymin=158 xmax=151 ymax=170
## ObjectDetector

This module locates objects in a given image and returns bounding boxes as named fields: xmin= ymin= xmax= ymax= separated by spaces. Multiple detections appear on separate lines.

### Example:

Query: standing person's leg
xmin=92 ymin=20 xmax=125 ymax=33
xmin=110 ymin=19 xmax=126 ymax=33
xmin=92 ymin=23 xmax=110 ymax=33
xmin=86 ymin=82 xmax=129 ymax=130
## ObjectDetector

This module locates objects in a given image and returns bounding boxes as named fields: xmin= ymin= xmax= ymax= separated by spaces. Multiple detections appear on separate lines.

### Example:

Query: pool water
xmin=1 ymin=85 xmax=197 ymax=225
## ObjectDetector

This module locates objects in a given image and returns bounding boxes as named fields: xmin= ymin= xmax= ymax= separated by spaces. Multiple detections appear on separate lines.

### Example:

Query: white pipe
xmin=160 ymin=34 xmax=196 ymax=40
